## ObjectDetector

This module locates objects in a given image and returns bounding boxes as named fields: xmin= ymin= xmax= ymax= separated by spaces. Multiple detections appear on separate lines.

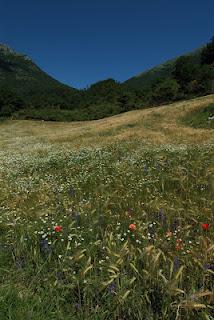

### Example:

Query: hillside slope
xmin=0 ymin=44 xmax=77 ymax=105
xmin=0 ymin=94 xmax=213 ymax=154
xmin=0 ymin=41 xmax=213 ymax=121
xmin=124 ymin=48 xmax=203 ymax=90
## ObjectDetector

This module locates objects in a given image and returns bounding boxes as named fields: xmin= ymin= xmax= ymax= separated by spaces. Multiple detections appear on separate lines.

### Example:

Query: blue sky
xmin=0 ymin=0 xmax=213 ymax=89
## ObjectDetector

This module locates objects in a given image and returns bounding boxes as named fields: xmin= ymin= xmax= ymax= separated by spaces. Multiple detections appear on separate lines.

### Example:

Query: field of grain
xmin=0 ymin=95 xmax=214 ymax=320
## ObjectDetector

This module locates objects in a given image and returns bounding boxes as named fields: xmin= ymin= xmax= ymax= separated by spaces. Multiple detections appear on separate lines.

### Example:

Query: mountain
xmin=123 ymin=47 xmax=203 ymax=90
xmin=0 ymin=38 xmax=213 ymax=121
xmin=0 ymin=43 xmax=78 ymax=107
xmin=0 ymin=44 xmax=141 ymax=120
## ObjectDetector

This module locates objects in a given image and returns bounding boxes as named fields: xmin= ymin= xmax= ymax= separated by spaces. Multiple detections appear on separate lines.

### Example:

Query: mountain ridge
xmin=123 ymin=47 xmax=203 ymax=90
xmin=0 ymin=37 xmax=213 ymax=121
xmin=0 ymin=43 xmax=77 ymax=94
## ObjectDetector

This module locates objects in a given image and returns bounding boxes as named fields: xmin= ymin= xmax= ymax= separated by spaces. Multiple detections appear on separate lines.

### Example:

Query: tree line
xmin=0 ymin=36 xmax=213 ymax=121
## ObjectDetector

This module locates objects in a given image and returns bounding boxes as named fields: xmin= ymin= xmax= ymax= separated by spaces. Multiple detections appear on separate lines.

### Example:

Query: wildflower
xmin=171 ymin=219 xmax=178 ymax=232
xmin=202 ymin=223 xmax=209 ymax=231
xmin=56 ymin=271 xmax=64 ymax=280
xmin=128 ymin=208 xmax=134 ymax=218
xmin=75 ymin=303 xmax=81 ymax=310
xmin=129 ymin=223 xmax=136 ymax=231
xmin=40 ymin=239 xmax=52 ymax=254
xmin=54 ymin=225 xmax=62 ymax=232
xmin=204 ymin=263 xmax=214 ymax=271
xmin=15 ymin=257 xmax=25 ymax=269
xmin=144 ymin=164 xmax=148 ymax=173
xmin=107 ymin=282 xmax=116 ymax=294
xmin=173 ymin=256 xmax=180 ymax=272
xmin=68 ymin=186 xmax=76 ymax=197
xmin=166 ymin=231 xmax=172 ymax=238
xmin=74 ymin=212 xmax=81 ymax=225
xmin=157 ymin=208 xmax=167 ymax=227
xmin=175 ymin=244 xmax=182 ymax=251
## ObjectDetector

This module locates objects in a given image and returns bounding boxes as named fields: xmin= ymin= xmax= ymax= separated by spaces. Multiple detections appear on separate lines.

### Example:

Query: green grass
xmin=13 ymin=108 xmax=87 ymax=122
xmin=182 ymin=103 xmax=214 ymax=129
xmin=0 ymin=140 xmax=213 ymax=320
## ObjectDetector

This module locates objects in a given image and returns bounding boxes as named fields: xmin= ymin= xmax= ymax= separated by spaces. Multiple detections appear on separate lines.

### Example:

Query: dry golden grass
xmin=0 ymin=94 xmax=214 ymax=152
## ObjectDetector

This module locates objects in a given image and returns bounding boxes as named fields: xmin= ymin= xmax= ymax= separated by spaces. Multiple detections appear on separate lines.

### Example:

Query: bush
xmin=151 ymin=78 xmax=180 ymax=104
xmin=0 ymin=88 xmax=25 ymax=117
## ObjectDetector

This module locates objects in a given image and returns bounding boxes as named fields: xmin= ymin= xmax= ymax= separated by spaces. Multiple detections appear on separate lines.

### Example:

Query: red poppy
xmin=54 ymin=225 xmax=62 ymax=232
xmin=202 ymin=223 xmax=209 ymax=231
xmin=129 ymin=223 xmax=136 ymax=231
xmin=175 ymin=244 xmax=182 ymax=250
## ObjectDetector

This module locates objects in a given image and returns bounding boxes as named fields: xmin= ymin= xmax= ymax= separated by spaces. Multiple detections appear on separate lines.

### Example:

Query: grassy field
xmin=0 ymin=95 xmax=214 ymax=320
xmin=182 ymin=103 xmax=214 ymax=129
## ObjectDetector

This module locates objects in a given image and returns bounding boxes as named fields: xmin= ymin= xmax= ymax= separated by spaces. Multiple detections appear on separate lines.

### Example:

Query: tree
xmin=172 ymin=56 xmax=200 ymax=92
xmin=201 ymin=36 xmax=214 ymax=65
xmin=0 ymin=88 xmax=25 ymax=117
xmin=151 ymin=78 xmax=180 ymax=104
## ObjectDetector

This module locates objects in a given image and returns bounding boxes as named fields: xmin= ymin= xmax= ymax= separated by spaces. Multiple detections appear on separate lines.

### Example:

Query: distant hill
xmin=0 ymin=38 xmax=213 ymax=121
xmin=123 ymin=47 xmax=203 ymax=90
xmin=0 ymin=44 xmax=78 ymax=107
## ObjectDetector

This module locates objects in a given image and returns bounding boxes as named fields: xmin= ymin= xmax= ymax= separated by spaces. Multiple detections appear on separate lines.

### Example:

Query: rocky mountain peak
xmin=0 ymin=43 xmax=32 ymax=61
xmin=0 ymin=43 xmax=16 ymax=54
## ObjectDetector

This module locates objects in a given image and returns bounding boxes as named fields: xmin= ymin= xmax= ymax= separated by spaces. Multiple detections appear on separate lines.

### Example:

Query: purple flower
xmin=75 ymin=303 xmax=81 ymax=311
xmin=73 ymin=212 xmax=81 ymax=225
xmin=158 ymin=208 xmax=165 ymax=221
xmin=204 ymin=263 xmax=214 ymax=271
xmin=68 ymin=186 xmax=76 ymax=197
xmin=157 ymin=208 xmax=167 ymax=228
xmin=156 ymin=162 xmax=161 ymax=171
xmin=171 ymin=219 xmax=179 ymax=232
xmin=107 ymin=282 xmax=116 ymax=294
xmin=40 ymin=239 xmax=52 ymax=254
xmin=173 ymin=256 xmax=180 ymax=272
xmin=15 ymin=257 xmax=25 ymax=269
xmin=55 ymin=271 xmax=64 ymax=280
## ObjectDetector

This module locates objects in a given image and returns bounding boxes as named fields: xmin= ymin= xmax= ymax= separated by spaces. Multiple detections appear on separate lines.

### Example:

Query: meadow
xmin=0 ymin=95 xmax=214 ymax=320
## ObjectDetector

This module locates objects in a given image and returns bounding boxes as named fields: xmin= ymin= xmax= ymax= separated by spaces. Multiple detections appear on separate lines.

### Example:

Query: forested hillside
xmin=0 ymin=37 xmax=213 ymax=121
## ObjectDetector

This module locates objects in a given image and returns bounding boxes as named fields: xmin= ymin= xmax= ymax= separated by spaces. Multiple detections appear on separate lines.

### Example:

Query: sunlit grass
xmin=0 ymin=95 xmax=214 ymax=319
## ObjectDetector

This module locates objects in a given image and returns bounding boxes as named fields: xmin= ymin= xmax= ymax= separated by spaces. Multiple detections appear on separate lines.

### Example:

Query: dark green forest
xmin=0 ymin=37 xmax=213 ymax=121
